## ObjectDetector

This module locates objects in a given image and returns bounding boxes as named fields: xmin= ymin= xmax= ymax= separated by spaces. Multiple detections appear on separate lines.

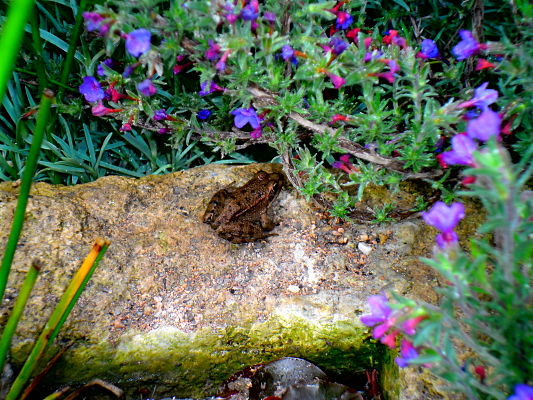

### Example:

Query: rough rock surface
xmin=0 ymin=163 xmax=483 ymax=399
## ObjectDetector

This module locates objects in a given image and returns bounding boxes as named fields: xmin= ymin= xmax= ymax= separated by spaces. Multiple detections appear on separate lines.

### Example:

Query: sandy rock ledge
xmin=0 ymin=163 xmax=483 ymax=399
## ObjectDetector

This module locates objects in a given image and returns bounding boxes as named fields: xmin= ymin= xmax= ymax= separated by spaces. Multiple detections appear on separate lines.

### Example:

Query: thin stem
xmin=6 ymin=239 xmax=110 ymax=400
xmin=0 ymin=0 xmax=36 ymax=102
xmin=0 ymin=89 xmax=54 ymax=306
xmin=14 ymin=67 xmax=76 ymax=91
xmin=29 ymin=7 xmax=48 ymax=94
xmin=0 ymin=260 xmax=40 ymax=372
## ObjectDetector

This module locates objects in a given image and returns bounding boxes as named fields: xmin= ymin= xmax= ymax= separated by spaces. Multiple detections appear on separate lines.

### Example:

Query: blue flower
xmin=241 ymin=1 xmax=258 ymax=21
xmin=417 ymin=39 xmax=439 ymax=59
xmin=329 ymin=37 xmax=348 ymax=55
xmin=508 ymin=384 xmax=533 ymax=400
xmin=335 ymin=11 xmax=353 ymax=30
xmin=79 ymin=76 xmax=105 ymax=102
xmin=197 ymin=109 xmax=211 ymax=120
xmin=230 ymin=107 xmax=260 ymax=129
xmin=153 ymin=109 xmax=169 ymax=121
xmin=126 ymin=29 xmax=151 ymax=58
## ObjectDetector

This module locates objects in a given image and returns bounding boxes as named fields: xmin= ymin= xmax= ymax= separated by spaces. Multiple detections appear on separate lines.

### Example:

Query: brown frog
xmin=202 ymin=171 xmax=284 ymax=243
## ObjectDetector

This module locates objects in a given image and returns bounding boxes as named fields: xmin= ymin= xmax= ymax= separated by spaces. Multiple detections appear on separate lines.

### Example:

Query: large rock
xmin=0 ymin=163 xmax=482 ymax=399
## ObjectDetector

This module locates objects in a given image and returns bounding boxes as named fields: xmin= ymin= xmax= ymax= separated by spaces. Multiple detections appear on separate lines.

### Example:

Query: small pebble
xmin=287 ymin=285 xmax=300 ymax=293
xmin=358 ymin=242 xmax=373 ymax=255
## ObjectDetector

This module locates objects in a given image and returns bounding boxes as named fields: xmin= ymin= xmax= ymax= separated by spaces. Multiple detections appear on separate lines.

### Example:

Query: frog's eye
xmin=256 ymin=171 xmax=268 ymax=180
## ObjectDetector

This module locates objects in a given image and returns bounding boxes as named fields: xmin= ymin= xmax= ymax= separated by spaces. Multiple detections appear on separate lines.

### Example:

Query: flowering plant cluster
xmin=74 ymin=0 xmax=531 ymax=219
xmin=360 ymin=131 xmax=533 ymax=398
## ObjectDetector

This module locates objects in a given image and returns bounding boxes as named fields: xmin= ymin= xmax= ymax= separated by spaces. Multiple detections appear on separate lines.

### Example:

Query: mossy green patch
xmin=40 ymin=315 xmax=397 ymax=398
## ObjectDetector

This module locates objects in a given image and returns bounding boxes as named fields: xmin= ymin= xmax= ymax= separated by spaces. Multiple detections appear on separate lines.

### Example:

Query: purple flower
xmin=82 ymin=12 xmax=104 ymax=32
xmin=422 ymin=201 xmax=465 ymax=248
xmin=97 ymin=58 xmax=114 ymax=76
xmin=154 ymin=109 xmax=169 ymax=121
xmin=281 ymin=45 xmax=294 ymax=60
xmin=467 ymin=108 xmax=502 ymax=142
xmin=199 ymin=81 xmax=224 ymax=96
xmin=452 ymin=30 xmax=481 ymax=60
xmin=335 ymin=11 xmax=353 ymax=30
xmin=508 ymin=384 xmax=533 ymax=400
xmin=263 ymin=12 xmax=276 ymax=23
xmin=123 ymin=63 xmax=138 ymax=78
xmin=417 ymin=39 xmax=439 ymax=59
xmin=205 ymin=40 xmax=221 ymax=61
xmin=126 ymin=29 xmax=151 ymax=58
xmin=458 ymin=82 xmax=498 ymax=110
xmin=231 ymin=107 xmax=261 ymax=129
xmin=395 ymin=340 xmax=419 ymax=368
xmin=197 ymin=109 xmax=211 ymax=120
xmin=79 ymin=76 xmax=105 ymax=102
xmin=360 ymin=295 xmax=397 ymax=339
xmin=329 ymin=37 xmax=348 ymax=55
xmin=241 ymin=1 xmax=259 ymax=21
xmin=137 ymin=79 xmax=157 ymax=96
xmin=440 ymin=135 xmax=478 ymax=166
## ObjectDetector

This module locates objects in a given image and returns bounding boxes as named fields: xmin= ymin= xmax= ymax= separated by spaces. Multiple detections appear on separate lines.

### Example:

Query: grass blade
xmin=0 ymin=0 xmax=35 ymax=103
xmin=5 ymin=238 xmax=110 ymax=400
xmin=0 ymin=89 xmax=54 ymax=304
xmin=0 ymin=260 xmax=40 ymax=372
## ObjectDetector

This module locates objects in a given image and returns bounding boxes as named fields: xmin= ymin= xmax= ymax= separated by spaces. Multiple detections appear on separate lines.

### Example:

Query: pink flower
xmin=91 ymin=104 xmax=123 ymax=116
xmin=402 ymin=316 xmax=426 ymax=335
xmin=476 ymin=58 xmax=496 ymax=70
xmin=327 ymin=73 xmax=345 ymax=89
xmin=380 ymin=330 xmax=399 ymax=348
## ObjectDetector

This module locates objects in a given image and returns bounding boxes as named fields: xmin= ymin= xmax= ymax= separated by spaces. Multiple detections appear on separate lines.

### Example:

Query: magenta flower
xmin=508 ymin=384 xmax=533 ymax=400
xmin=199 ymin=81 xmax=224 ymax=96
xmin=126 ymin=29 xmax=151 ymax=58
xmin=440 ymin=134 xmax=478 ymax=166
xmin=91 ymin=104 xmax=123 ymax=116
xmin=79 ymin=76 xmax=105 ymax=102
xmin=380 ymin=330 xmax=399 ymax=349
xmin=360 ymin=295 xmax=396 ymax=339
xmin=158 ymin=128 xmax=172 ymax=134
xmin=197 ymin=109 xmax=211 ymax=120
xmin=452 ymin=30 xmax=483 ymax=60
xmin=205 ymin=40 xmax=221 ymax=61
xmin=119 ymin=123 xmax=132 ymax=132
xmin=216 ymin=50 xmax=230 ymax=72
xmin=458 ymin=82 xmax=498 ymax=110
xmin=335 ymin=11 xmax=353 ymax=30
xmin=137 ymin=79 xmax=157 ymax=97
xmin=422 ymin=201 xmax=465 ymax=248
xmin=467 ymin=108 xmax=502 ymax=142
xmin=250 ymin=127 xmax=262 ymax=138
xmin=395 ymin=339 xmax=419 ymax=368
xmin=402 ymin=316 xmax=426 ymax=335
xmin=231 ymin=107 xmax=261 ymax=129
xmin=82 ymin=12 xmax=104 ymax=32
xmin=327 ymin=73 xmax=345 ymax=89
xmin=416 ymin=39 xmax=439 ymax=59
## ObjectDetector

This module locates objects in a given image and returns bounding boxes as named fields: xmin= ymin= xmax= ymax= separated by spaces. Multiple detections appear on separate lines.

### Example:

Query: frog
xmin=202 ymin=171 xmax=284 ymax=243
